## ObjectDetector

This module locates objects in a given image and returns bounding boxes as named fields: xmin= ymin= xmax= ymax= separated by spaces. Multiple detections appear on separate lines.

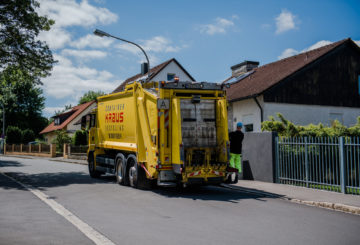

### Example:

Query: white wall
xmin=230 ymin=95 xmax=263 ymax=132
xmin=264 ymin=103 xmax=360 ymax=127
xmin=153 ymin=61 xmax=194 ymax=81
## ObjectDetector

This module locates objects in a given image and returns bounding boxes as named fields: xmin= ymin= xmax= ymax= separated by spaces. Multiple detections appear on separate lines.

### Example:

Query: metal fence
xmin=276 ymin=137 xmax=360 ymax=195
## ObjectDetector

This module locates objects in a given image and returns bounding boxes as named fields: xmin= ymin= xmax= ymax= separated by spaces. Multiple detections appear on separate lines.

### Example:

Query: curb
xmin=49 ymin=159 xmax=87 ymax=166
xmin=221 ymin=184 xmax=360 ymax=215
xmin=1 ymin=154 xmax=87 ymax=166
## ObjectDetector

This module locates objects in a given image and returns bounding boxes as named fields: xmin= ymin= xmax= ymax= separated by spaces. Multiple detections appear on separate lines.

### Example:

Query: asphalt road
xmin=0 ymin=156 xmax=359 ymax=245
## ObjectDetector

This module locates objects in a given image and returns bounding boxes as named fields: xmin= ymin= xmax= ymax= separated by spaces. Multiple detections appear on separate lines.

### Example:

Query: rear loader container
xmin=84 ymin=80 xmax=238 ymax=188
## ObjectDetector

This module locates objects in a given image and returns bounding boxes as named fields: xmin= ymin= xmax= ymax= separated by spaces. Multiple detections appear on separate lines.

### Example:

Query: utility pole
xmin=0 ymin=102 xmax=4 ymax=154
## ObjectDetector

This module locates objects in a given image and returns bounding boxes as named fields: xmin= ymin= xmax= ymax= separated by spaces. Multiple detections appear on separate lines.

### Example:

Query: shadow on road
xmin=152 ymin=184 xmax=284 ymax=203
xmin=0 ymin=160 xmax=25 ymax=168
xmin=0 ymin=159 xmax=116 ymax=191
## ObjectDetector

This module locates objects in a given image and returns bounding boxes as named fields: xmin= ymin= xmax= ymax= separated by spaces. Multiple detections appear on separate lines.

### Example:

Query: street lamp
xmin=93 ymin=29 xmax=151 ymax=80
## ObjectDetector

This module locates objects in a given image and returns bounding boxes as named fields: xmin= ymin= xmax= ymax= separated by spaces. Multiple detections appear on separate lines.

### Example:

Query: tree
xmin=6 ymin=126 xmax=22 ymax=144
xmin=53 ymin=130 xmax=71 ymax=152
xmin=0 ymin=67 xmax=49 ymax=135
xmin=22 ymin=129 xmax=35 ymax=144
xmin=0 ymin=0 xmax=56 ymax=84
xmin=79 ymin=91 xmax=105 ymax=104
xmin=0 ymin=0 xmax=55 ymax=138
xmin=73 ymin=130 xmax=88 ymax=146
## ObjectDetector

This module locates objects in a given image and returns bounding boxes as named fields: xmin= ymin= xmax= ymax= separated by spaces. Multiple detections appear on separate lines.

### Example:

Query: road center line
xmin=0 ymin=172 xmax=115 ymax=245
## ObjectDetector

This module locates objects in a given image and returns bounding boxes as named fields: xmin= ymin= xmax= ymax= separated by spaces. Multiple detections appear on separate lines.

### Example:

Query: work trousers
xmin=229 ymin=153 xmax=242 ymax=173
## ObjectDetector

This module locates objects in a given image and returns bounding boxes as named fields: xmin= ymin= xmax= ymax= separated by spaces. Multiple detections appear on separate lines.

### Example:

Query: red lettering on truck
xmin=105 ymin=112 xmax=124 ymax=123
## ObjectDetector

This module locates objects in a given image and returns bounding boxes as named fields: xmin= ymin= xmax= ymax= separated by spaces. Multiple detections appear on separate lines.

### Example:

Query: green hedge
xmin=6 ymin=126 xmax=35 ymax=144
xmin=262 ymin=113 xmax=360 ymax=137
xmin=72 ymin=130 xmax=88 ymax=146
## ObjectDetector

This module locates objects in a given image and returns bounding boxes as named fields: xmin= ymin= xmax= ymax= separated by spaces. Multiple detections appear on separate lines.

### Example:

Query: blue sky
xmin=37 ymin=0 xmax=360 ymax=117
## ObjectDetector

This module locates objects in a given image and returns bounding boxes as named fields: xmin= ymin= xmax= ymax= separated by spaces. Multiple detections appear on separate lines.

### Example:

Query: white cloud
xmin=43 ymin=107 xmax=64 ymax=116
xmin=37 ymin=0 xmax=118 ymax=49
xmin=278 ymin=48 xmax=299 ymax=60
xmin=71 ymin=34 xmax=114 ymax=49
xmin=306 ymin=40 xmax=332 ymax=51
xmin=115 ymin=36 xmax=185 ymax=65
xmin=278 ymin=40 xmax=332 ymax=60
xmin=355 ymin=40 xmax=360 ymax=47
xmin=41 ymin=54 xmax=120 ymax=100
xmin=275 ymin=10 xmax=296 ymax=34
xmin=199 ymin=17 xmax=235 ymax=35
xmin=61 ymin=49 xmax=107 ymax=59
xmin=116 ymin=36 xmax=183 ymax=54
xmin=38 ymin=27 xmax=72 ymax=49
xmin=38 ymin=0 xmax=117 ymax=28
xmin=143 ymin=36 xmax=182 ymax=53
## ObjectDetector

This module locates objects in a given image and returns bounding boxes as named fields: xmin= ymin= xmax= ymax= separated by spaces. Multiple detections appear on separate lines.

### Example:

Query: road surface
xmin=0 ymin=156 xmax=359 ymax=245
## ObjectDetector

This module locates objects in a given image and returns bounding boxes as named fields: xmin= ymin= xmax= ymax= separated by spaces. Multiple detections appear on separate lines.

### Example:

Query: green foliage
xmin=52 ymin=130 xmax=71 ymax=151
xmin=22 ymin=129 xmax=35 ymax=144
xmin=0 ymin=0 xmax=55 ymax=83
xmin=72 ymin=130 xmax=88 ymax=146
xmin=6 ymin=126 xmax=22 ymax=144
xmin=262 ymin=113 xmax=360 ymax=137
xmin=0 ymin=67 xmax=49 ymax=136
xmin=79 ymin=91 xmax=105 ymax=104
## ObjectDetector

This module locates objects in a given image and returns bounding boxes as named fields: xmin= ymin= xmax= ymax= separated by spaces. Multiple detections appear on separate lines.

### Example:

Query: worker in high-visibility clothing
xmin=229 ymin=122 xmax=244 ymax=175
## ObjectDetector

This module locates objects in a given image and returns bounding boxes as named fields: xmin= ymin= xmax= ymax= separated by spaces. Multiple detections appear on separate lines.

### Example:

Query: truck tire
xmin=127 ymin=155 xmax=138 ymax=188
xmin=115 ymin=153 xmax=127 ymax=185
xmin=88 ymin=153 xmax=101 ymax=178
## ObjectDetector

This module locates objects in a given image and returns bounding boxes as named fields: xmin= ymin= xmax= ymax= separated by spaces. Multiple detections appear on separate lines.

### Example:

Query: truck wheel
xmin=127 ymin=155 xmax=138 ymax=188
xmin=88 ymin=153 xmax=101 ymax=178
xmin=115 ymin=154 xmax=126 ymax=185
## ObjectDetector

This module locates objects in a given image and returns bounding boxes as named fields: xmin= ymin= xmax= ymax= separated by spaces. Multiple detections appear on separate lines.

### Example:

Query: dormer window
xmin=54 ymin=117 xmax=60 ymax=125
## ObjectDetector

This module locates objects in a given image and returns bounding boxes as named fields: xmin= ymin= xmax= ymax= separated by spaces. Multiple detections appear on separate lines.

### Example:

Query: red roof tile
xmin=40 ymin=101 xmax=95 ymax=134
xmin=226 ymin=38 xmax=353 ymax=101
xmin=112 ymin=58 xmax=195 ymax=93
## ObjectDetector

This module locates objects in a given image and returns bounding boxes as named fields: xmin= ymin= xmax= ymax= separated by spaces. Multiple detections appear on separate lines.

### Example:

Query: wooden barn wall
xmin=263 ymin=43 xmax=360 ymax=107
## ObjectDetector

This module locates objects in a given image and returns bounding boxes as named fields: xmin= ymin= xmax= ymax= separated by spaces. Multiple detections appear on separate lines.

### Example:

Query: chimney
xmin=141 ymin=62 xmax=149 ymax=75
xmin=231 ymin=60 xmax=259 ymax=77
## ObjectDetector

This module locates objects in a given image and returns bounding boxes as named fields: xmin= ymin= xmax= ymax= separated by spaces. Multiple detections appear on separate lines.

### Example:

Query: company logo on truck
xmin=105 ymin=112 xmax=124 ymax=123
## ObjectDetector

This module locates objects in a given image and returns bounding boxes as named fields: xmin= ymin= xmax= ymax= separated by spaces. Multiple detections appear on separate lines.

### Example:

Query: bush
xmin=73 ymin=130 xmax=88 ymax=146
xmin=52 ymin=130 xmax=71 ymax=152
xmin=262 ymin=113 xmax=360 ymax=137
xmin=6 ymin=126 xmax=22 ymax=144
xmin=22 ymin=129 xmax=35 ymax=144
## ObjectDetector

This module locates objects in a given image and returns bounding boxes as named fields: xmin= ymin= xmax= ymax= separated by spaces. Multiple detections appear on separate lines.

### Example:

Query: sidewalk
xmin=224 ymin=180 xmax=360 ymax=215
xmin=1 ymin=154 xmax=87 ymax=165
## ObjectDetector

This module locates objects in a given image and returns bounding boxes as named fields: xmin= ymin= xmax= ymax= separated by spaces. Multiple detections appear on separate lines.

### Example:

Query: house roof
xmin=226 ymin=38 xmax=355 ymax=102
xmin=112 ymin=58 xmax=195 ymax=93
xmin=40 ymin=101 xmax=95 ymax=134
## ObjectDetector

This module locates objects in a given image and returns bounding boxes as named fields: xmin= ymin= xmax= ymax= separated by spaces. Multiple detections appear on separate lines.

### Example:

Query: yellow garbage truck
xmin=83 ymin=80 xmax=238 ymax=188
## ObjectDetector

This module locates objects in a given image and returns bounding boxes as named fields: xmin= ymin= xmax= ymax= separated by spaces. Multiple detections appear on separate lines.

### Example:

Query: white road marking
xmin=0 ymin=172 xmax=116 ymax=245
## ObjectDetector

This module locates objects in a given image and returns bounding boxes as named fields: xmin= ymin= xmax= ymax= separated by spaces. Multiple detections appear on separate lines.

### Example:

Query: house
xmin=225 ymin=38 xmax=360 ymax=132
xmin=40 ymin=101 xmax=96 ymax=143
xmin=113 ymin=58 xmax=195 ymax=93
